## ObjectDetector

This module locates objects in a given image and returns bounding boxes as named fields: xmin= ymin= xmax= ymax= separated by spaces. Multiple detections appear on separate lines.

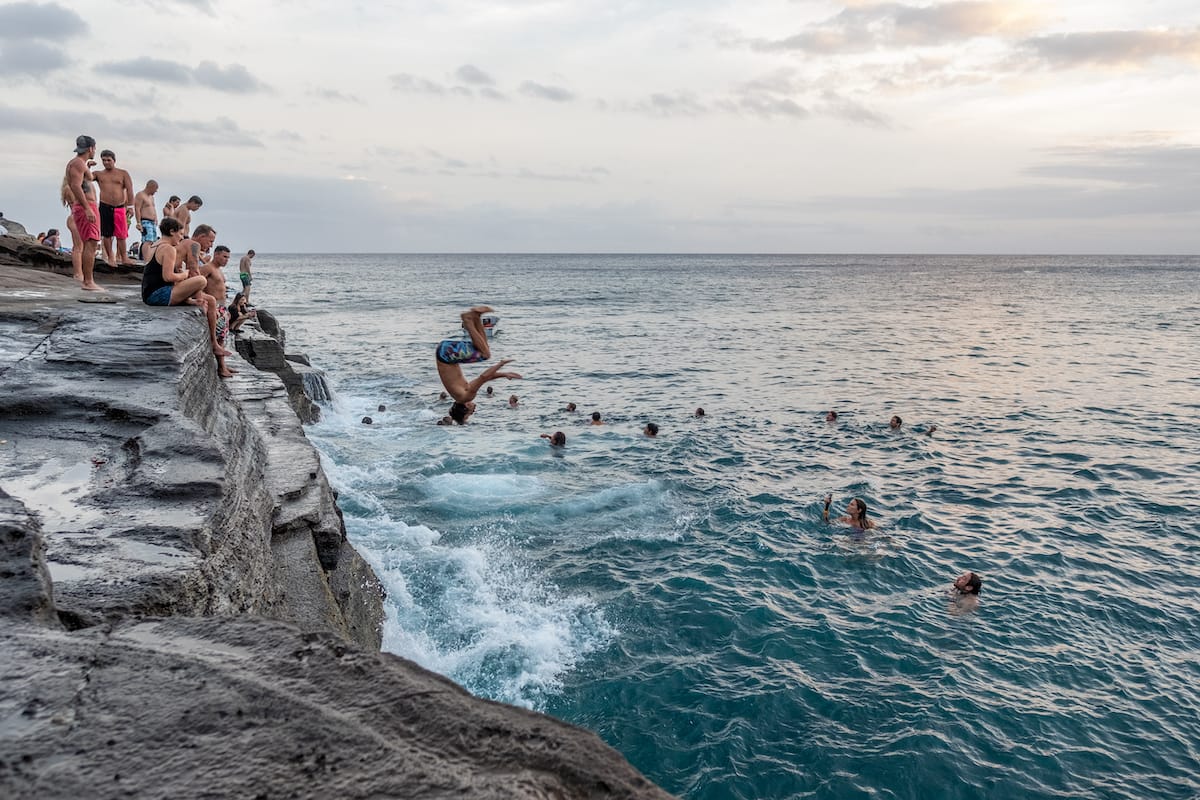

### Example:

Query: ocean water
xmin=249 ymin=254 xmax=1200 ymax=800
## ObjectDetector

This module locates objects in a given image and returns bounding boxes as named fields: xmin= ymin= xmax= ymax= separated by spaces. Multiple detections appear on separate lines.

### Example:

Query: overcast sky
xmin=2 ymin=0 xmax=1198 ymax=252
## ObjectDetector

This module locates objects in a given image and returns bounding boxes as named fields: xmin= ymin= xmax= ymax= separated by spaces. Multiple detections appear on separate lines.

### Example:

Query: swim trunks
xmin=215 ymin=306 xmax=229 ymax=345
xmin=436 ymin=339 xmax=486 ymax=365
xmin=99 ymin=203 xmax=128 ymax=239
xmin=71 ymin=203 xmax=100 ymax=242
xmin=239 ymin=272 xmax=252 ymax=287
xmin=146 ymin=285 xmax=173 ymax=306
xmin=140 ymin=219 xmax=159 ymax=242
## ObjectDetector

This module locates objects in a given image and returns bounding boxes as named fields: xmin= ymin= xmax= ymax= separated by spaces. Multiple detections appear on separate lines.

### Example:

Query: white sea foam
xmin=352 ymin=514 xmax=612 ymax=709
xmin=420 ymin=472 xmax=547 ymax=511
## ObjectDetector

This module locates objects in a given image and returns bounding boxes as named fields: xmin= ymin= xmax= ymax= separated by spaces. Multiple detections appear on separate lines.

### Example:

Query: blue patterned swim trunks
xmin=436 ymin=339 xmax=486 ymax=365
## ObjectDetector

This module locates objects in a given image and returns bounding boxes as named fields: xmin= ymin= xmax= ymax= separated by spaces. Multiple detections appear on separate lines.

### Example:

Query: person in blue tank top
xmin=435 ymin=305 xmax=522 ymax=424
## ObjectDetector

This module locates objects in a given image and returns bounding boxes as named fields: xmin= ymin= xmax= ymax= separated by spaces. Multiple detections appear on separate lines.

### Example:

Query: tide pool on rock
xmin=256 ymin=253 xmax=1200 ymax=800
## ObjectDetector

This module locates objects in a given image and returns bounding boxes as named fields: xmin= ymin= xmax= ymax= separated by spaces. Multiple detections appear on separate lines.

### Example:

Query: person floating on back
xmin=435 ymin=305 xmax=522 ymax=424
xmin=823 ymin=494 xmax=877 ymax=531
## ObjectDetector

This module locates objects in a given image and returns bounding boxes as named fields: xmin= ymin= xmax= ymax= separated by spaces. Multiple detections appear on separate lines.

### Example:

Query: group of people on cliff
xmin=62 ymin=133 xmax=258 ymax=378
xmin=59 ymin=134 xmax=255 ymax=295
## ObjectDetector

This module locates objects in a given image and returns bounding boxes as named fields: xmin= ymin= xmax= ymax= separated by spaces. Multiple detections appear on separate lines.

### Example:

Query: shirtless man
xmin=238 ymin=249 xmax=255 ymax=303
xmin=175 ymin=224 xmax=227 ymax=359
xmin=162 ymin=194 xmax=181 ymax=222
xmin=200 ymin=244 xmax=236 ymax=377
xmin=435 ymin=305 xmax=522 ymax=424
xmin=171 ymin=195 xmax=203 ymax=237
xmin=62 ymin=134 xmax=104 ymax=291
xmin=134 ymin=179 xmax=159 ymax=251
xmin=94 ymin=149 xmax=136 ymax=266
xmin=178 ymin=224 xmax=217 ymax=275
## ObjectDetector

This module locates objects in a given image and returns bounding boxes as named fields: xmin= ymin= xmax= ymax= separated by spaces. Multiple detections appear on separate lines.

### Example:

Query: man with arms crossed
xmin=134 ymin=179 xmax=159 ymax=254
xmin=62 ymin=134 xmax=104 ymax=291
xmin=94 ymin=150 xmax=136 ymax=267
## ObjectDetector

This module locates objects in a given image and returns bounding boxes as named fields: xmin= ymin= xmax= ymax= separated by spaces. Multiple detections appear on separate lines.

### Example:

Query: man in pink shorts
xmin=63 ymin=134 xmax=103 ymax=291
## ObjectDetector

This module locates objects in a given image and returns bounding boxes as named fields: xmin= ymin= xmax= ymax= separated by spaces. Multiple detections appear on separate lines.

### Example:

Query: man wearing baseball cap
xmin=63 ymin=134 xmax=104 ymax=291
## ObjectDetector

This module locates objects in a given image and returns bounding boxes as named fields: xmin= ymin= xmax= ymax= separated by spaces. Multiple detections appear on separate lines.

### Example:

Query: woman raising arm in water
xmin=823 ymin=494 xmax=877 ymax=531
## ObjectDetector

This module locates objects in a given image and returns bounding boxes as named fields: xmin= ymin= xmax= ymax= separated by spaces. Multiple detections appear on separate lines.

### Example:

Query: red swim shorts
xmin=72 ymin=203 xmax=101 ymax=242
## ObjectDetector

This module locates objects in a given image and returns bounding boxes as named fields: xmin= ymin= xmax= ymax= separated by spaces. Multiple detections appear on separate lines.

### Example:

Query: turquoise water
xmin=251 ymin=254 xmax=1200 ymax=800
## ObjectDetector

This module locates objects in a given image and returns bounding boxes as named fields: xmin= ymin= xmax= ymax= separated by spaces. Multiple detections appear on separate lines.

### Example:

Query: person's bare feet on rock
xmin=81 ymin=281 xmax=107 ymax=292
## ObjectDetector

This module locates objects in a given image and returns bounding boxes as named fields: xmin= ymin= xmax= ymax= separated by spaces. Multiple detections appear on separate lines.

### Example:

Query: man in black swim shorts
xmin=435 ymin=305 xmax=522 ymax=424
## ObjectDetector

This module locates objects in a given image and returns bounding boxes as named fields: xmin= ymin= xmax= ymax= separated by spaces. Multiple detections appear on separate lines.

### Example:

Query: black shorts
xmin=99 ymin=203 xmax=118 ymax=238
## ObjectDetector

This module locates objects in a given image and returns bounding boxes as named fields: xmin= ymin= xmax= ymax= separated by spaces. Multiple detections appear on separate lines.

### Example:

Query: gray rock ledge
xmin=0 ymin=274 xmax=672 ymax=799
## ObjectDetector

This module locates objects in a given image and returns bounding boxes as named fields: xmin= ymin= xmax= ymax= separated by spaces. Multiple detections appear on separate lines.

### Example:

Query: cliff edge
xmin=0 ymin=253 xmax=673 ymax=799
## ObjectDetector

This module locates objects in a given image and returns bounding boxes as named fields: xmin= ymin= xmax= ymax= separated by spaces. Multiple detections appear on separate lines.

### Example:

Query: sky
xmin=2 ymin=0 xmax=1198 ymax=253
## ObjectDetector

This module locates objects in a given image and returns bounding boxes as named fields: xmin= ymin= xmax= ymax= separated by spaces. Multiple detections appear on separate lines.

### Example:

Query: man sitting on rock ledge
xmin=435 ymin=305 xmax=522 ymax=424
xmin=140 ymin=218 xmax=232 ymax=374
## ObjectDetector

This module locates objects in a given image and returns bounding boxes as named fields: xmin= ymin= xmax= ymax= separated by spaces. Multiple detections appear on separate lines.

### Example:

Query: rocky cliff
xmin=0 ymin=253 xmax=673 ymax=799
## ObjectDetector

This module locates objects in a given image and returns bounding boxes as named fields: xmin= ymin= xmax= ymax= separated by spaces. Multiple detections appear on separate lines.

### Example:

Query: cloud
xmin=627 ymin=91 xmax=709 ymax=117
xmin=455 ymin=64 xmax=495 ymax=86
xmin=1017 ymin=28 xmax=1200 ymax=70
xmin=784 ymin=140 xmax=1200 ymax=221
xmin=816 ymin=91 xmax=890 ymax=128
xmin=518 ymin=80 xmax=575 ymax=102
xmin=390 ymin=72 xmax=448 ymax=95
xmin=96 ymin=56 xmax=193 ymax=84
xmin=194 ymin=60 xmax=268 ymax=93
xmin=0 ymin=40 xmax=69 ymax=75
xmin=1025 ymin=140 xmax=1200 ymax=187
xmin=0 ymin=1 xmax=87 ymax=41
xmin=749 ymin=1 xmax=1044 ymax=54
xmin=94 ymin=57 xmax=268 ymax=92
xmin=0 ymin=103 xmax=263 ymax=148
xmin=308 ymin=88 xmax=363 ymax=104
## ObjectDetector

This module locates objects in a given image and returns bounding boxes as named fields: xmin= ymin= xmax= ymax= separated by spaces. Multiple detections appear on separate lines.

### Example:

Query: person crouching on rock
xmin=435 ymin=305 xmax=522 ymax=425
xmin=141 ymin=218 xmax=230 ymax=373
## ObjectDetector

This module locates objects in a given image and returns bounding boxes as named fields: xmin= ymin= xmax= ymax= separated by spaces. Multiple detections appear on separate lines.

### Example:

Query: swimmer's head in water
xmin=695 ymin=407 xmax=705 ymax=417
xmin=486 ymin=386 xmax=494 ymax=396
xmin=954 ymin=572 xmax=982 ymax=595
xmin=848 ymin=498 xmax=870 ymax=527
xmin=826 ymin=410 xmax=837 ymax=422
xmin=551 ymin=431 xmax=566 ymax=446
xmin=890 ymin=415 xmax=903 ymax=429
xmin=592 ymin=411 xmax=601 ymax=422
xmin=644 ymin=422 xmax=659 ymax=437
xmin=448 ymin=401 xmax=475 ymax=424
xmin=566 ymin=402 xmax=577 ymax=412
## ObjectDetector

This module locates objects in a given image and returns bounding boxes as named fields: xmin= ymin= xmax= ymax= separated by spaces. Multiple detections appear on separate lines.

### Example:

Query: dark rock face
xmin=0 ymin=232 xmax=140 ymax=276
xmin=0 ymin=283 xmax=674 ymax=799
xmin=1 ymin=616 xmax=673 ymax=800
xmin=0 ymin=299 xmax=381 ymax=644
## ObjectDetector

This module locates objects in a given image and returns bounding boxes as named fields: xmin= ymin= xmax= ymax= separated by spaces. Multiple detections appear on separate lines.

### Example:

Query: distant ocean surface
xmin=249 ymin=254 xmax=1200 ymax=800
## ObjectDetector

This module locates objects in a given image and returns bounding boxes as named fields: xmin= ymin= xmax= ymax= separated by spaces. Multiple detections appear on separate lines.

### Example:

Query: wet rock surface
xmin=0 ymin=256 xmax=672 ymax=799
